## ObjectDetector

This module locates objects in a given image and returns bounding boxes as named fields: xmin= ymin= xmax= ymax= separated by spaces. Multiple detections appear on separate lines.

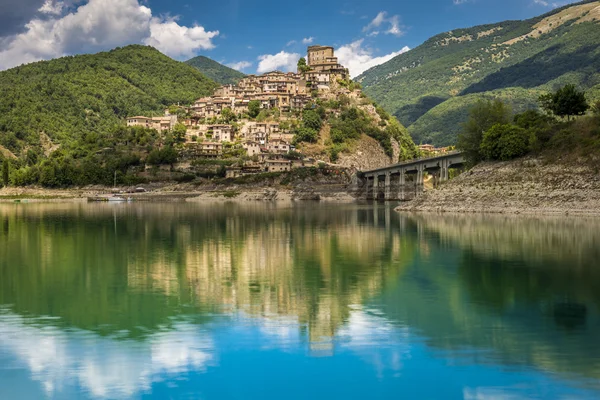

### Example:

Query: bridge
xmin=360 ymin=151 xmax=465 ymax=200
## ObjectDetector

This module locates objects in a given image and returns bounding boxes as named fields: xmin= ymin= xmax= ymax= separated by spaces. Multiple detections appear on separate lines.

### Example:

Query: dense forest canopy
xmin=0 ymin=45 xmax=218 ymax=154
xmin=185 ymin=56 xmax=246 ymax=85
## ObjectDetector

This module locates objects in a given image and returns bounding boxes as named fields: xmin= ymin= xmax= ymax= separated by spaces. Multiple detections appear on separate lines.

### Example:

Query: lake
xmin=1 ymin=202 xmax=599 ymax=399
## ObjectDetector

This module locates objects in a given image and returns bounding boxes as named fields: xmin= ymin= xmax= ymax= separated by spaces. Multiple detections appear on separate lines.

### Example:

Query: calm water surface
xmin=1 ymin=202 xmax=600 ymax=399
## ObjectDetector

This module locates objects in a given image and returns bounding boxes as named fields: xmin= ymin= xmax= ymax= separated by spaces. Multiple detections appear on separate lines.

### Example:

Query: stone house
xmin=209 ymin=125 xmax=233 ymax=142
xmin=242 ymin=140 xmax=261 ymax=157
xmin=198 ymin=142 xmax=223 ymax=158
xmin=127 ymin=115 xmax=177 ymax=131
xmin=266 ymin=159 xmax=292 ymax=172
xmin=267 ymin=139 xmax=290 ymax=154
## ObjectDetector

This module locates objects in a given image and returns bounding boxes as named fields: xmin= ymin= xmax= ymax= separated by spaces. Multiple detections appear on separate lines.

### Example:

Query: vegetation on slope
xmin=0 ymin=45 xmax=219 ymax=154
xmin=185 ymin=55 xmax=246 ymax=85
xmin=358 ymin=0 xmax=600 ymax=145
xmin=457 ymin=85 xmax=600 ymax=166
xmin=292 ymin=93 xmax=418 ymax=163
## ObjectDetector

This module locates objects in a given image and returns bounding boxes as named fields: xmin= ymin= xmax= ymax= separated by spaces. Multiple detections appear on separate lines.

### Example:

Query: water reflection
xmin=1 ymin=204 xmax=600 ymax=398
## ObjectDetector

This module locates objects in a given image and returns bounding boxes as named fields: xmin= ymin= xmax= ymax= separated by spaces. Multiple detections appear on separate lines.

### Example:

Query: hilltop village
xmin=126 ymin=45 xmax=360 ymax=176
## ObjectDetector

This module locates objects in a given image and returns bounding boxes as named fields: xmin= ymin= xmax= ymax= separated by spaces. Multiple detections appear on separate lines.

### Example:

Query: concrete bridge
xmin=360 ymin=151 xmax=465 ymax=200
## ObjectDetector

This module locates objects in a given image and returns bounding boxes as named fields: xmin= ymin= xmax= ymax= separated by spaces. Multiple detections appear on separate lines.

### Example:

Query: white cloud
xmin=286 ymin=40 xmax=297 ymax=46
xmin=336 ymin=39 xmax=410 ymax=78
xmin=38 ymin=0 xmax=65 ymax=15
xmin=144 ymin=18 xmax=219 ymax=59
xmin=387 ymin=15 xmax=403 ymax=36
xmin=256 ymin=51 xmax=300 ymax=74
xmin=0 ymin=312 xmax=214 ymax=399
xmin=0 ymin=0 xmax=219 ymax=70
xmin=227 ymin=60 xmax=252 ymax=71
xmin=363 ymin=11 xmax=404 ymax=37
xmin=302 ymin=37 xmax=314 ymax=44
xmin=363 ymin=11 xmax=387 ymax=32
xmin=532 ymin=0 xmax=570 ymax=7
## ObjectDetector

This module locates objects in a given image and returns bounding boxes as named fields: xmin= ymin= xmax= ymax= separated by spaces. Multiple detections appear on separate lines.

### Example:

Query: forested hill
xmin=357 ymin=0 xmax=600 ymax=146
xmin=0 ymin=45 xmax=218 ymax=153
xmin=185 ymin=56 xmax=246 ymax=85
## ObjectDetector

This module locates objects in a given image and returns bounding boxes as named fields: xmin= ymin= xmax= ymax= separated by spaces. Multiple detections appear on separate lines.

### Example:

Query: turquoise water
xmin=1 ymin=202 xmax=599 ymax=399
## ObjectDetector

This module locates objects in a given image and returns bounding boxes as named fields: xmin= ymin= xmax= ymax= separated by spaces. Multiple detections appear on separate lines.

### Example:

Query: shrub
xmin=481 ymin=124 xmax=531 ymax=161
xmin=302 ymin=109 xmax=322 ymax=131
xmin=293 ymin=127 xmax=318 ymax=144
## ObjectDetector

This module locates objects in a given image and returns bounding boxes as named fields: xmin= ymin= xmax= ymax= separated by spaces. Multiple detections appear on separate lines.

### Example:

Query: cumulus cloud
xmin=0 ymin=312 xmax=214 ymax=399
xmin=302 ymin=37 xmax=314 ymax=44
xmin=38 ymin=0 xmax=65 ymax=14
xmin=0 ymin=0 xmax=219 ymax=70
xmin=227 ymin=60 xmax=252 ymax=71
xmin=336 ymin=39 xmax=410 ymax=78
xmin=256 ymin=51 xmax=300 ymax=74
xmin=363 ymin=11 xmax=404 ymax=37
xmin=144 ymin=18 xmax=218 ymax=59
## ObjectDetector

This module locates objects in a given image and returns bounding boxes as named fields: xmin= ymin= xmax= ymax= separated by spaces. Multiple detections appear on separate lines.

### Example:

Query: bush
xmin=481 ymin=124 xmax=531 ymax=161
xmin=147 ymin=146 xmax=177 ymax=165
xmin=302 ymin=109 xmax=322 ymax=131
xmin=293 ymin=127 xmax=318 ymax=144
xmin=248 ymin=100 xmax=261 ymax=118
xmin=174 ymin=173 xmax=196 ymax=183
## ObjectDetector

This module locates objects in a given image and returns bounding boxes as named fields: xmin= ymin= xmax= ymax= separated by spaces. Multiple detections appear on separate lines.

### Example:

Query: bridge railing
xmin=362 ymin=150 xmax=463 ymax=174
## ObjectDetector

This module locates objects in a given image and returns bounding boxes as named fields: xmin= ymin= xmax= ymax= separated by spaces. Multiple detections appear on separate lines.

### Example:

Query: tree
xmin=172 ymin=123 xmax=187 ymax=143
xmin=2 ymin=159 xmax=9 ymax=186
xmin=539 ymin=84 xmax=589 ymax=121
xmin=248 ymin=100 xmax=261 ymax=118
xmin=480 ymin=124 xmax=531 ymax=161
xmin=293 ymin=127 xmax=318 ymax=144
xmin=221 ymin=107 xmax=236 ymax=123
xmin=457 ymin=99 xmax=511 ymax=165
xmin=297 ymin=57 xmax=310 ymax=73
xmin=302 ymin=109 xmax=322 ymax=131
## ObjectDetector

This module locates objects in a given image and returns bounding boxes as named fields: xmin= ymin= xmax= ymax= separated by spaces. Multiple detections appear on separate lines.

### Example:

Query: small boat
xmin=108 ymin=196 xmax=127 ymax=202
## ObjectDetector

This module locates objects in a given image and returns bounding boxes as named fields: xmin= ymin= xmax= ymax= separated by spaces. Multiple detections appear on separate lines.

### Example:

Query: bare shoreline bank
xmin=394 ymin=157 xmax=600 ymax=216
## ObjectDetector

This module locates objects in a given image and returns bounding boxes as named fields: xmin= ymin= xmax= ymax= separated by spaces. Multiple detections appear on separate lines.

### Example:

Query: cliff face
xmin=396 ymin=155 xmax=600 ymax=215
xmin=335 ymin=135 xmax=398 ymax=170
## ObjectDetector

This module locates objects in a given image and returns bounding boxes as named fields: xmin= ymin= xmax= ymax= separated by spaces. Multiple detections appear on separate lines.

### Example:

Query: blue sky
xmin=0 ymin=0 xmax=581 ymax=75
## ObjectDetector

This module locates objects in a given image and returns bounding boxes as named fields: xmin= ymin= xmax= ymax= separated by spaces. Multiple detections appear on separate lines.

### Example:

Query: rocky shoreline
xmin=395 ymin=156 xmax=600 ymax=216
xmin=0 ymin=178 xmax=357 ymax=203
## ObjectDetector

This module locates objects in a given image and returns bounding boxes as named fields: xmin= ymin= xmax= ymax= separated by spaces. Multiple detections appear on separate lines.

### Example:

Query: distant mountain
xmin=185 ymin=56 xmax=245 ymax=85
xmin=357 ymin=0 xmax=600 ymax=146
xmin=0 ymin=45 xmax=218 ymax=152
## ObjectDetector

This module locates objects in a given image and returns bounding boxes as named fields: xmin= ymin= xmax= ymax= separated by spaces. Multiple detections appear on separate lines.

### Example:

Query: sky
xmin=0 ymin=0 xmax=582 ymax=77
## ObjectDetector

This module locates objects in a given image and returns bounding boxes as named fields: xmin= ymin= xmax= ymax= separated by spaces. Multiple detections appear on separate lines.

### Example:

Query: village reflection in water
xmin=1 ymin=203 xmax=599 ymax=399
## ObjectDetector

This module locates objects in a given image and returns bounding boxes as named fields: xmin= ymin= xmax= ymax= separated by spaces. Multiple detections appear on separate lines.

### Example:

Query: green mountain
xmin=0 ymin=45 xmax=218 ymax=153
xmin=185 ymin=56 xmax=246 ymax=85
xmin=357 ymin=0 xmax=600 ymax=146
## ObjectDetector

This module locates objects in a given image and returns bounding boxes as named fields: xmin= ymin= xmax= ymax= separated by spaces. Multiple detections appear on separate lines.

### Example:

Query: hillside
xmin=358 ymin=0 xmax=600 ymax=146
xmin=0 ymin=45 xmax=218 ymax=154
xmin=186 ymin=56 xmax=246 ymax=85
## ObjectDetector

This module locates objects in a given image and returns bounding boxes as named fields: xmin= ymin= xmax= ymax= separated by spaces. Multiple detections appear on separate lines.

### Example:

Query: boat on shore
xmin=87 ymin=195 xmax=132 ymax=202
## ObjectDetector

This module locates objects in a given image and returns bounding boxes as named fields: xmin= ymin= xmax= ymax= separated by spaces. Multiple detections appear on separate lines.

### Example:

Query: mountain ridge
xmin=358 ymin=0 xmax=600 ymax=146
xmin=185 ymin=56 xmax=245 ymax=85
xmin=0 ymin=45 xmax=219 ymax=152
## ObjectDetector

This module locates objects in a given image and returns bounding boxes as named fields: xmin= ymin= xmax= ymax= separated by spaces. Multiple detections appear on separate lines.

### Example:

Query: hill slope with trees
xmin=0 ymin=45 xmax=219 ymax=154
xmin=185 ymin=56 xmax=246 ymax=85
xmin=357 ymin=0 xmax=600 ymax=146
